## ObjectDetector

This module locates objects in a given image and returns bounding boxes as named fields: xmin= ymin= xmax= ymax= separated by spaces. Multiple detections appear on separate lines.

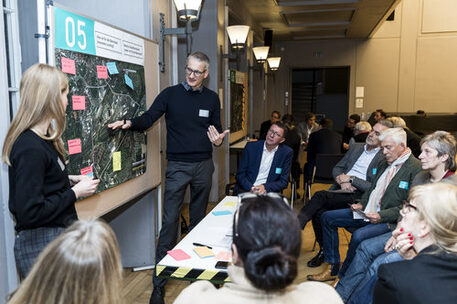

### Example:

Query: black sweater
xmin=130 ymin=84 xmax=222 ymax=162
xmin=8 ymin=130 xmax=77 ymax=232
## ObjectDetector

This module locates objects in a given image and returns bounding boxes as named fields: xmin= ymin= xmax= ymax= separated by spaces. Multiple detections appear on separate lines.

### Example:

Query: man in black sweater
xmin=108 ymin=51 xmax=228 ymax=304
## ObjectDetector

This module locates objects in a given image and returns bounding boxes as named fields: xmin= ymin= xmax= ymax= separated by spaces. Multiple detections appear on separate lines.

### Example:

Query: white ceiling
xmin=227 ymin=0 xmax=401 ymax=41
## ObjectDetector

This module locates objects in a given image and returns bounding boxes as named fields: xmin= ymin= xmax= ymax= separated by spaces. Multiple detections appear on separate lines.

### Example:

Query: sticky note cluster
xmin=194 ymin=246 xmax=215 ymax=258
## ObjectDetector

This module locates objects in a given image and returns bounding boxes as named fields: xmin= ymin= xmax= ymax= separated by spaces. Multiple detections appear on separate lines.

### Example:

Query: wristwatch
xmin=349 ymin=176 xmax=355 ymax=184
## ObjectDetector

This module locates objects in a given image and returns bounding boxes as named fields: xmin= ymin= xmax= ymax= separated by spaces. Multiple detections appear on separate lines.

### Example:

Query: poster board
xmin=49 ymin=5 xmax=161 ymax=219
xmin=229 ymin=70 xmax=248 ymax=144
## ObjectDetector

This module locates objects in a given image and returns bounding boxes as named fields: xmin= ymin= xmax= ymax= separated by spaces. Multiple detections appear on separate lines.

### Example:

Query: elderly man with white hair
xmin=308 ymin=128 xmax=421 ymax=283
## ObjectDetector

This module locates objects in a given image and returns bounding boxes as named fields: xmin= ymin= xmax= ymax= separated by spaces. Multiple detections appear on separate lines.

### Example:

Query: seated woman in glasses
xmin=174 ymin=194 xmax=342 ymax=304
xmin=374 ymin=183 xmax=457 ymax=304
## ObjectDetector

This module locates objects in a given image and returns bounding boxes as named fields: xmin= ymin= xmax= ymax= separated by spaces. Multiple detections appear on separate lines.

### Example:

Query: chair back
xmin=312 ymin=154 xmax=345 ymax=184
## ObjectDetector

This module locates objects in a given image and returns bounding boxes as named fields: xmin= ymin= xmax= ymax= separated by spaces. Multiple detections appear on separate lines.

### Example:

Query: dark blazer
xmin=235 ymin=141 xmax=293 ymax=194
xmin=283 ymin=127 xmax=301 ymax=163
xmin=332 ymin=143 xmax=384 ymax=193
xmin=360 ymin=154 xmax=421 ymax=228
xmin=405 ymin=128 xmax=422 ymax=158
xmin=374 ymin=245 xmax=457 ymax=304
xmin=259 ymin=120 xmax=271 ymax=140
xmin=307 ymin=128 xmax=343 ymax=164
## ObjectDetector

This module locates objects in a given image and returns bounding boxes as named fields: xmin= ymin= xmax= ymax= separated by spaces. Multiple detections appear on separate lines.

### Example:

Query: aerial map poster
xmin=53 ymin=6 xmax=147 ymax=193
xmin=50 ymin=5 xmax=161 ymax=218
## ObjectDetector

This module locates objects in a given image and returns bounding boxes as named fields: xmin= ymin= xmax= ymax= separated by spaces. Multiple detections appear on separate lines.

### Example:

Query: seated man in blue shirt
xmin=235 ymin=122 xmax=293 ymax=194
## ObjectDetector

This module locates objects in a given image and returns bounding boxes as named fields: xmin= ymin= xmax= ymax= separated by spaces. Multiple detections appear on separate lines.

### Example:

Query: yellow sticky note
xmin=193 ymin=246 xmax=215 ymax=258
xmin=223 ymin=201 xmax=237 ymax=207
xmin=113 ymin=151 xmax=121 ymax=172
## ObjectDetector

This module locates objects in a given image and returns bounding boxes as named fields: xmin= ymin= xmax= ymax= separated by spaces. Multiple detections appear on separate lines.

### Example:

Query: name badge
xmin=199 ymin=109 xmax=209 ymax=117
xmin=57 ymin=157 xmax=65 ymax=171
xmin=372 ymin=168 xmax=377 ymax=175
xmin=399 ymin=181 xmax=409 ymax=189
xmin=275 ymin=167 xmax=282 ymax=174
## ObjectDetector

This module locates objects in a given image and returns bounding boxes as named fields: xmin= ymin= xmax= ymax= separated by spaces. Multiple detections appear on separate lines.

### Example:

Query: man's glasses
xmin=400 ymin=200 xmax=417 ymax=215
xmin=268 ymin=129 xmax=283 ymax=137
xmin=185 ymin=66 xmax=206 ymax=77
xmin=233 ymin=192 xmax=290 ymax=238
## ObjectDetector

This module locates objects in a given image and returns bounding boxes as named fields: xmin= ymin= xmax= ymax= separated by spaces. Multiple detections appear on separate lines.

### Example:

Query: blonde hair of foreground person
xmin=410 ymin=183 xmax=457 ymax=253
xmin=2 ymin=63 xmax=68 ymax=165
xmin=8 ymin=220 xmax=124 ymax=304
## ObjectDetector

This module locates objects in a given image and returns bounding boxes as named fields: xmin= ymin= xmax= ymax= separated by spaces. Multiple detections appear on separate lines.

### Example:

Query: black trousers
xmin=297 ymin=190 xmax=362 ymax=246
xmin=152 ymin=159 xmax=214 ymax=288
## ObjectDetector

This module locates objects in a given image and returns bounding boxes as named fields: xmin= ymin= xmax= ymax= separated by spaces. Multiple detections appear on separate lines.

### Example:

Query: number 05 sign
xmin=54 ymin=6 xmax=144 ymax=65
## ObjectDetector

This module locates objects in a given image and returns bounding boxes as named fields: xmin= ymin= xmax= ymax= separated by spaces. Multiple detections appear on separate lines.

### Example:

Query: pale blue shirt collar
xmin=364 ymin=145 xmax=380 ymax=154
xmin=181 ymin=81 xmax=204 ymax=93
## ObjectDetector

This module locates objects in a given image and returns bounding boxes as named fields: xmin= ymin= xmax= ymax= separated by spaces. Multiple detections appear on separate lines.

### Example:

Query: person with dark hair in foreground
xmin=173 ymin=194 xmax=343 ymax=304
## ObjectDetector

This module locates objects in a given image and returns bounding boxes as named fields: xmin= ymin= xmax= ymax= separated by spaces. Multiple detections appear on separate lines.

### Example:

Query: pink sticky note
xmin=216 ymin=251 xmax=232 ymax=261
xmin=61 ymin=57 xmax=76 ymax=75
xmin=80 ymin=165 xmax=93 ymax=176
xmin=72 ymin=95 xmax=86 ymax=110
xmin=97 ymin=65 xmax=108 ymax=79
xmin=167 ymin=249 xmax=191 ymax=261
xmin=67 ymin=139 xmax=82 ymax=155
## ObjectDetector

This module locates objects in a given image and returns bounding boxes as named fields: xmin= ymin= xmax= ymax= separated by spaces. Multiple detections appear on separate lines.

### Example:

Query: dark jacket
xmin=374 ymin=245 xmax=457 ymax=304
xmin=259 ymin=120 xmax=271 ymax=140
xmin=332 ymin=143 xmax=384 ymax=193
xmin=235 ymin=141 xmax=293 ymax=194
xmin=307 ymin=128 xmax=343 ymax=164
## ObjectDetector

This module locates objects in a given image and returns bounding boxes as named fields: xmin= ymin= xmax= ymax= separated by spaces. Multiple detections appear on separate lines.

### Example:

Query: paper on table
xmin=167 ymin=249 xmax=191 ymax=261
xmin=193 ymin=246 xmax=215 ymax=258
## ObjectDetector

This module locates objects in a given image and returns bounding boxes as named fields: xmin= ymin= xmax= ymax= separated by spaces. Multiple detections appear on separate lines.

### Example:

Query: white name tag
xmin=57 ymin=157 xmax=65 ymax=171
xmin=199 ymin=109 xmax=209 ymax=117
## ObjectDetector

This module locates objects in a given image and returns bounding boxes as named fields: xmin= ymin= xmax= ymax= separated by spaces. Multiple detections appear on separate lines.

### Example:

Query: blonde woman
xmin=8 ymin=219 xmax=124 ymax=304
xmin=2 ymin=63 xmax=99 ymax=278
xmin=374 ymin=183 xmax=457 ymax=304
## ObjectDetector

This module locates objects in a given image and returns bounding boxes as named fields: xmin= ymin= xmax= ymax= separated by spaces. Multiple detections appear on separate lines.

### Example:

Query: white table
xmin=156 ymin=196 xmax=238 ymax=284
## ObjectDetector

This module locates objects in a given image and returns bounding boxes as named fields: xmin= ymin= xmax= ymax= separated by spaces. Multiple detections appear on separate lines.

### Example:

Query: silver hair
xmin=387 ymin=117 xmax=407 ymax=128
xmin=187 ymin=51 xmax=210 ymax=70
xmin=354 ymin=121 xmax=372 ymax=132
xmin=379 ymin=127 xmax=407 ymax=145
xmin=420 ymin=131 xmax=457 ymax=171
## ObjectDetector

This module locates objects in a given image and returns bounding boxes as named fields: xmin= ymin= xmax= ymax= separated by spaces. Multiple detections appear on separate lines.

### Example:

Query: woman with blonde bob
xmin=8 ymin=219 xmax=124 ymax=304
xmin=374 ymin=183 xmax=457 ymax=304
xmin=2 ymin=63 xmax=99 ymax=277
